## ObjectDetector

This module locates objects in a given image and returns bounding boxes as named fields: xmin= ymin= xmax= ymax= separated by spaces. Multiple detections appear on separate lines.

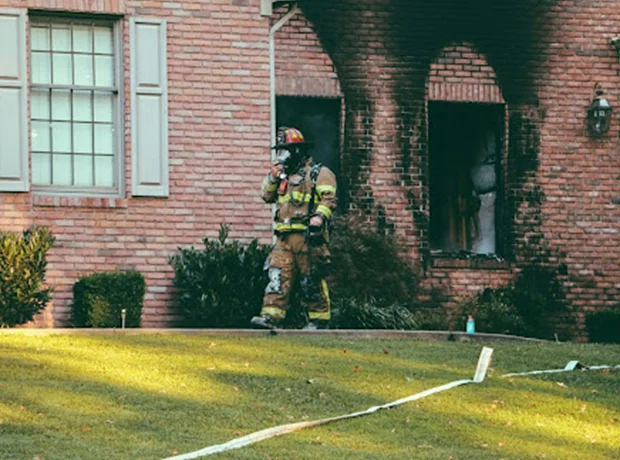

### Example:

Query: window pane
xmin=32 ymin=154 xmax=52 ymax=185
xmin=51 ymin=122 xmax=71 ymax=153
xmin=31 ymin=27 xmax=50 ymax=51
xmin=95 ymin=55 xmax=114 ymax=87
xmin=94 ymin=26 xmax=113 ymax=54
xmin=52 ymin=26 xmax=71 ymax=52
xmin=31 ymin=121 xmax=50 ymax=152
xmin=52 ymin=155 xmax=72 ymax=185
xmin=73 ymin=91 xmax=92 ymax=122
xmin=31 ymin=52 xmax=51 ymax=84
xmin=51 ymin=90 xmax=71 ymax=121
xmin=95 ymin=124 xmax=114 ymax=155
xmin=74 ymin=54 xmax=94 ymax=86
xmin=73 ymin=25 xmax=92 ymax=53
xmin=51 ymin=27 xmax=71 ymax=52
xmin=31 ymin=90 xmax=50 ymax=120
xmin=73 ymin=123 xmax=93 ymax=154
xmin=52 ymin=53 xmax=72 ymax=85
xmin=74 ymin=155 xmax=94 ymax=186
xmin=95 ymin=155 xmax=114 ymax=187
xmin=94 ymin=93 xmax=113 ymax=122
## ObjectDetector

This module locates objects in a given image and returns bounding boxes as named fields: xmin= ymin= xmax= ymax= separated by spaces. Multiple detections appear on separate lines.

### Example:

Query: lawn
xmin=0 ymin=333 xmax=618 ymax=460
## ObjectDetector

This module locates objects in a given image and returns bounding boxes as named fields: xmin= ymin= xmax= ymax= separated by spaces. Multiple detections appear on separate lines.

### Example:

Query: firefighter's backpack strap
xmin=307 ymin=162 xmax=323 ymax=219
xmin=310 ymin=162 xmax=322 ymax=187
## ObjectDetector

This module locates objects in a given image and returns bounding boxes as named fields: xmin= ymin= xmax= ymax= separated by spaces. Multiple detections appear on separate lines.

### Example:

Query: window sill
xmin=429 ymin=252 xmax=511 ymax=270
xmin=33 ymin=194 xmax=128 ymax=209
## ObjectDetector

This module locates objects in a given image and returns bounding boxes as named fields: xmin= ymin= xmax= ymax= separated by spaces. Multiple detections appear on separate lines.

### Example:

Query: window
xmin=30 ymin=17 xmax=119 ymax=191
xmin=276 ymin=96 xmax=342 ymax=210
xmin=429 ymin=102 xmax=504 ymax=255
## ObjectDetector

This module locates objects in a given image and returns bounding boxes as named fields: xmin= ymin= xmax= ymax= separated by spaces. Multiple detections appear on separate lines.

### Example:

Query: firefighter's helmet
xmin=273 ymin=127 xmax=313 ymax=150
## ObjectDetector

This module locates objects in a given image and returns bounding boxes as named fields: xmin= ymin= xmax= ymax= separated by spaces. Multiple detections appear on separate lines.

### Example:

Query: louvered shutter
xmin=0 ymin=9 xmax=28 ymax=192
xmin=130 ymin=18 xmax=169 ymax=197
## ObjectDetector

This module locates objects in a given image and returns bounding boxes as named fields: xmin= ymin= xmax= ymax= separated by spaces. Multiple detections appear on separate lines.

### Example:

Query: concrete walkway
xmin=0 ymin=328 xmax=544 ymax=342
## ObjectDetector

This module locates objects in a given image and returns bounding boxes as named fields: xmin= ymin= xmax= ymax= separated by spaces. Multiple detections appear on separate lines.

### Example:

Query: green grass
xmin=0 ymin=334 xmax=618 ymax=460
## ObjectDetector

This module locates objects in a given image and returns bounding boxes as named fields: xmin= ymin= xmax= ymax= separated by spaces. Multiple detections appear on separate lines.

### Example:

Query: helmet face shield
xmin=275 ymin=148 xmax=292 ymax=167
xmin=276 ymin=147 xmax=304 ymax=173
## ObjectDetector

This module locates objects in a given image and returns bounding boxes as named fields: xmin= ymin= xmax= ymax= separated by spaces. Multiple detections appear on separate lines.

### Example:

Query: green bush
xmin=410 ymin=308 xmax=449 ymax=331
xmin=458 ymin=288 xmax=527 ymax=335
xmin=325 ymin=215 xmax=426 ymax=329
xmin=511 ymin=266 xmax=565 ymax=338
xmin=71 ymin=270 xmax=145 ymax=328
xmin=169 ymin=224 xmax=270 ymax=328
xmin=328 ymin=215 xmax=418 ymax=309
xmin=331 ymin=297 xmax=418 ymax=330
xmin=0 ymin=226 xmax=55 ymax=327
xmin=457 ymin=266 xmax=567 ymax=338
xmin=585 ymin=309 xmax=620 ymax=343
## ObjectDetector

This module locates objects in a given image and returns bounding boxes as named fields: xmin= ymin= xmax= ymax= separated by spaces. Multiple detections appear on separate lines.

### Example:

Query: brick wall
xmin=1 ymin=0 xmax=272 ymax=327
xmin=427 ymin=42 xmax=504 ymax=103
xmin=3 ymin=0 xmax=620 ymax=338
xmin=296 ymin=0 xmax=620 ymax=339
xmin=272 ymin=4 xmax=340 ymax=97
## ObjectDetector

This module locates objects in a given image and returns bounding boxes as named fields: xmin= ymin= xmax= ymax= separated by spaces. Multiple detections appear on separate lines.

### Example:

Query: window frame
xmin=427 ymin=100 xmax=506 ymax=258
xmin=29 ymin=14 xmax=124 ymax=196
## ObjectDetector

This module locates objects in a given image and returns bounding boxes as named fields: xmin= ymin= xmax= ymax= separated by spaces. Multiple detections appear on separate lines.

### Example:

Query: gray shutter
xmin=130 ymin=18 xmax=169 ymax=197
xmin=0 ymin=9 xmax=28 ymax=192
xmin=261 ymin=0 xmax=274 ymax=16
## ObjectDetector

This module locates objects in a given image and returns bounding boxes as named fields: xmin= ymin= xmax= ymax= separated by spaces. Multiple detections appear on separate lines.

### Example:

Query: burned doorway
xmin=276 ymin=96 xmax=342 ymax=210
xmin=428 ymin=102 xmax=505 ymax=255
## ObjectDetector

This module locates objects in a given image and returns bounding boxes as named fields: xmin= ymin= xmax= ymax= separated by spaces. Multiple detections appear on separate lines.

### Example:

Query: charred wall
xmin=295 ymin=0 xmax=620 ymax=338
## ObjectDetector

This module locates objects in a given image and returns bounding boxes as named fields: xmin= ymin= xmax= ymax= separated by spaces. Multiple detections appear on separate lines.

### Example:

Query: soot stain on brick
xmin=503 ymin=108 xmax=575 ymax=335
xmin=506 ymin=109 xmax=544 ymax=261
xmin=301 ymin=0 xmax=580 ymax=334
xmin=383 ymin=0 xmax=553 ymax=257
xmin=300 ymin=0 xmax=376 ymax=214
xmin=387 ymin=0 xmax=550 ymax=104
xmin=337 ymin=101 xmax=374 ymax=215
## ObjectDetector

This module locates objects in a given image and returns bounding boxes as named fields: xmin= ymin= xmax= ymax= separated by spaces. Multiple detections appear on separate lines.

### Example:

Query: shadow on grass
xmin=1 ymin=335 xmax=618 ymax=460
xmin=2 ymin=343 xmax=468 ymax=460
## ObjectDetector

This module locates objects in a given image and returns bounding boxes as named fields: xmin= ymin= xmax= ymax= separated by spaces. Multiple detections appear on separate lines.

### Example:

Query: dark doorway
xmin=276 ymin=96 xmax=342 ymax=209
xmin=428 ymin=101 xmax=505 ymax=255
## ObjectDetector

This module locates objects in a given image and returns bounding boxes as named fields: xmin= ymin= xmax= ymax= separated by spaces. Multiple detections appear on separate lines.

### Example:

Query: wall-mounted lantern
xmin=587 ymin=84 xmax=613 ymax=135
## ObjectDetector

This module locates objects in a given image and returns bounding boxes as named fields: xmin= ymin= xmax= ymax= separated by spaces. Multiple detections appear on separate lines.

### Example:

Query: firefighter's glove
xmin=306 ymin=224 xmax=324 ymax=247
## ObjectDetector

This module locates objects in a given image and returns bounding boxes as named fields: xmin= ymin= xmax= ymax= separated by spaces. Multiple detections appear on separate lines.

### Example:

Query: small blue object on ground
xmin=466 ymin=315 xmax=475 ymax=334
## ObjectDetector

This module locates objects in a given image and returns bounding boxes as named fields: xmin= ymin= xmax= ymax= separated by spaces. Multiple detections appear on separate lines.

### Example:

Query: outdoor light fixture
xmin=587 ymin=83 xmax=613 ymax=135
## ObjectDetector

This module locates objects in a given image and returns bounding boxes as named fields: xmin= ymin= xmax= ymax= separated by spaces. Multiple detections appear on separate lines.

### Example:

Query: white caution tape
xmin=502 ymin=361 xmax=620 ymax=378
xmin=162 ymin=347 xmax=495 ymax=460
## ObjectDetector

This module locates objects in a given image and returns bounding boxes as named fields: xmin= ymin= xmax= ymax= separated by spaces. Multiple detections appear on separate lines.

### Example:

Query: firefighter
xmin=251 ymin=127 xmax=337 ymax=330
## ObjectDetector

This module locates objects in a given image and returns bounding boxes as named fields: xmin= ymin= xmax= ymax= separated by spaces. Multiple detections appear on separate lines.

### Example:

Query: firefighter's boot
xmin=302 ymin=319 xmax=329 ymax=331
xmin=250 ymin=315 xmax=278 ymax=329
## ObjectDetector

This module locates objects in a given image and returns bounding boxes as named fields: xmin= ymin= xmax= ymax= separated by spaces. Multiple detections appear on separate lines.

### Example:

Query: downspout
xmin=269 ymin=3 xmax=300 ymax=154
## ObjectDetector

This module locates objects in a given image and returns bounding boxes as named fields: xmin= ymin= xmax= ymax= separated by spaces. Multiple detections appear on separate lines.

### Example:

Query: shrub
xmin=457 ymin=266 xmax=567 ymax=338
xmin=71 ymin=270 xmax=145 ymax=328
xmin=0 ymin=226 xmax=55 ymax=328
xmin=170 ymin=224 xmax=270 ymax=328
xmin=331 ymin=297 xmax=418 ymax=330
xmin=328 ymin=215 xmax=418 ymax=309
xmin=458 ymin=288 xmax=527 ymax=335
xmin=510 ymin=266 xmax=565 ymax=338
xmin=585 ymin=309 xmax=620 ymax=344
xmin=410 ymin=308 xmax=449 ymax=331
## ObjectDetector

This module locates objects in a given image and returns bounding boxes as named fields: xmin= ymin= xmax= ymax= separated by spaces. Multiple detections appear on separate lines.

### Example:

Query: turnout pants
xmin=261 ymin=232 xmax=330 ymax=322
